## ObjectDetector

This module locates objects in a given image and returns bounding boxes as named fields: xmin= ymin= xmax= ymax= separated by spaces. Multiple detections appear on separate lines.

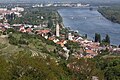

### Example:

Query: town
xmin=32 ymin=3 xmax=90 ymax=8
xmin=0 ymin=6 xmax=120 ymax=61
xmin=0 ymin=1 xmax=120 ymax=80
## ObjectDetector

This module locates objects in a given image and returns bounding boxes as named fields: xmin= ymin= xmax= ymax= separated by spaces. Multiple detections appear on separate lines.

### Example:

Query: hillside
xmin=0 ymin=29 xmax=119 ymax=80
xmin=0 ymin=6 xmax=120 ymax=80
xmin=0 ymin=30 xmax=69 ymax=80
xmin=0 ymin=30 xmax=104 ymax=80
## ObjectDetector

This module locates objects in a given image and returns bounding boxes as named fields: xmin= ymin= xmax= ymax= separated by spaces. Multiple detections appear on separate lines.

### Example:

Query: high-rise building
xmin=56 ymin=23 xmax=60 ymax=37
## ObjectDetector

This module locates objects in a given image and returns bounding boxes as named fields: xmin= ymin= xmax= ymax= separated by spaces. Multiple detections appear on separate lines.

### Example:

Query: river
xmin=58 ymin=8 xmax=120 ymax=46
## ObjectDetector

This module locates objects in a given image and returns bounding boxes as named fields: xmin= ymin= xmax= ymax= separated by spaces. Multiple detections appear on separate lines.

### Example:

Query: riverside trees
xmin=102 ymin=34 xmax=110 ymax=45
xmin=94 ymin=33 xmax=110 ymax=45
xmin=95 ymin=33 xmax=101 ymax=42
xmin=105 ymin=34 xmax=110 ymax=44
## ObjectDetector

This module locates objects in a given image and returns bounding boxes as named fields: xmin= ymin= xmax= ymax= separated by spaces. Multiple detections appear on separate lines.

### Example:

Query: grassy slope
xmin=0 ymin=32 xmax=106 ymax=80
xmin=0 ymin=32 xmax=71 ymax=80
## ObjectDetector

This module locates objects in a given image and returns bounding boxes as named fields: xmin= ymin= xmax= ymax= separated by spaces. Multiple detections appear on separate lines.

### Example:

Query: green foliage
xmin=105 ymin=34 xmax=110 ymax=44
xmin=95 ymin=57 xmax=120 ymax=80
xmin=119 ymin=45 xmax=120 ymax=48
xmin=98 ymin=6 xmax=120 ymax=24
xmin=18 ymin=39 xmax=29 ymax=45
xmin=8 ymin=7 xmax=62 ymax=26
xmin=65 ymin=40 xmax=80 ymax=53
xmin=0 ymin=43 xmax=7 ymax=49
xmin=6 ymin=28 xmax=16 ymax=34
xmin=1 ymin=30 xmax=119 ymax=80
xmin=85 ymin=34 xmax=87 ymax=39
xmin=6 ymin=13 xmax=16 ymax=19
xmin=95 ymin=33 xmax=101 ymax=42
xmin=48 ymin=19 xmax=54 ymax=28
xmin=8 ymin=34 xmax=19 ymax=45
xmin=0 ymin=56 xmax=12 ymax=80
xmin=0 ymin=51 xmax=70 ymax=80
xmin=101 ymin=34 xmax=110 ymax=45
xmin=68 ymin=58 xmax=104 ymax=80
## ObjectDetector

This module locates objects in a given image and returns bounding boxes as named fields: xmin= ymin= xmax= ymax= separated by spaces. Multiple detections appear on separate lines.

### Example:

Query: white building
xmin=77 ymin=3 xmax=82 ymax=7
xmin=14 ymin=12 xmax=22 ymax=17
xmin=41 ymin=16 xmax=44 ymax=19
xmin=76 ymin=37 xmax=83 ymax=41
xmin=63 ymin=47 xmax=70 ymax=60
xmin=68 ymin=33 xmax=73 ymax=40
xmin=3 ymin=23 xmax=10 ymax=28
xmin=53 ymin=39 xmax=59 ymax=43
xmin=45 ymin=4 xmax=52 ymax=7
xmin=0 ymin=15 xmax=4 ymax=20
xmin=0 ymin=8 xmax=7 ymax=11
xmin=11 ymin=7 xmax=24 ymax=12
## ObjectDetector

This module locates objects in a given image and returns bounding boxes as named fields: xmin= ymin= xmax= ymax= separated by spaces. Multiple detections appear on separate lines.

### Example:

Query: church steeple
xmin=56 ymin=22 xmax=60 ymax=37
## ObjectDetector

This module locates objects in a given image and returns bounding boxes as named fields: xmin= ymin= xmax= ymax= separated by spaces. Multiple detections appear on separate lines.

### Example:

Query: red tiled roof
xmin=56 ymin=41 xmax=65 ymax=47
xmin=36 ymin=30 xmax=50 ymax=34
xmin=86 ymin=50 xmax=96 ymax=54
xmin=56 ymin=41 xmax=63 ymax=44
xmin=60 ymin=40 xmax=65 ymax=43
xmin=48 ymin=37 xmax=55 ymax=40
xmin=20 ymin=29 xmax=26 ymax=32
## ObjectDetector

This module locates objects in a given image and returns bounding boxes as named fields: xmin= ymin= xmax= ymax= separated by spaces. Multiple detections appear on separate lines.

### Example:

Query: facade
xmin=68 ymin=33 xmax=73 ymax=40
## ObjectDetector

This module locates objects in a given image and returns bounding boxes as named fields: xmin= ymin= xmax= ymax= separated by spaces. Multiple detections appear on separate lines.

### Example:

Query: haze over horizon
xmin=1 ymin=0 xmax=120 ymax=3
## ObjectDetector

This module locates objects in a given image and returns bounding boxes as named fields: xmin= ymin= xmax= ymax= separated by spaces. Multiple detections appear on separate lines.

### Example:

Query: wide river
xmin=58 ymin=8 xmax=120 ymax=46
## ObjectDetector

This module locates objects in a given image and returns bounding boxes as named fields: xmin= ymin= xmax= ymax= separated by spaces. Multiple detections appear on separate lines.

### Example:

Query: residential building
xmin=68 ymin=33 xmax=73 ymax=40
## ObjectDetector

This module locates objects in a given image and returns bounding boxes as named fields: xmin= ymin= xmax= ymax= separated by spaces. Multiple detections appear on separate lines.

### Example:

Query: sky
xmin=1 ymin=0 xmax=120 ymax=3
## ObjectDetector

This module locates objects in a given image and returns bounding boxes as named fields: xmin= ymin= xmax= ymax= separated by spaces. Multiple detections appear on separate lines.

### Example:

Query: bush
xmin=18 ymin=39 xmax=29 ymax=45
xmin=8 ymin=34 xmax=19 ymax=45
xmin=6 ymin=28 xmax=15 ymax=34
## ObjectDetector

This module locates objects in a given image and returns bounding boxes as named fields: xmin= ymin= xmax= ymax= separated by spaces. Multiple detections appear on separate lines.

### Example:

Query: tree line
xmin=98 ymin=6 xmax=120 ymax=24
xmin=85 ymin=33 xmax=110 ymax=45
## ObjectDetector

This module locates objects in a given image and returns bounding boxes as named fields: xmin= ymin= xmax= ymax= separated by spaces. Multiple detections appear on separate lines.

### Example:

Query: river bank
xmin=58 ymin=7 xmax=120 ymax=46
xmin=98 ymin=7 xmax=120 ymax=24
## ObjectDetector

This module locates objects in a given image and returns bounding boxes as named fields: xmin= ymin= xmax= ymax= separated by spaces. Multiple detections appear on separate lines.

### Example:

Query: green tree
xmin=95 ymin=33 xmax=101 ymax=42
xmin=0 ymin=56 xmax=12 ymax=80
xmin=118 ymin=45 xmax=120 ymax=48
xmin=105 ymin=34 xmax=110 ymax=44
xmin=85 ymin=34 xmax=87 ymax=39
xmin=6 ymin=28 xmax=15 ymax=34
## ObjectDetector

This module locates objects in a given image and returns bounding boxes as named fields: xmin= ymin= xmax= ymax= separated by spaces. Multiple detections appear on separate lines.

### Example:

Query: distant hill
xmin=1 ymin=0 xmax=120 ymax=4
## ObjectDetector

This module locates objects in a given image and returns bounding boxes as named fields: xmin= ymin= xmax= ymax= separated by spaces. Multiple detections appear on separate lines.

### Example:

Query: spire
xmin=56 ymin=22 xmax=60 ymax=37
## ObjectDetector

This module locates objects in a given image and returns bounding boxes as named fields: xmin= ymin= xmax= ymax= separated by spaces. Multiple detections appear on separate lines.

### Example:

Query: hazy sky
xmin=1 ymin=0 xmax=120 ymax=3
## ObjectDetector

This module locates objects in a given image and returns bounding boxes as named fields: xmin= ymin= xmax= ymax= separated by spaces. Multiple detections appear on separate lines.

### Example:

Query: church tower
xmin=56 ymin=22 xmax=60 ymax=37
